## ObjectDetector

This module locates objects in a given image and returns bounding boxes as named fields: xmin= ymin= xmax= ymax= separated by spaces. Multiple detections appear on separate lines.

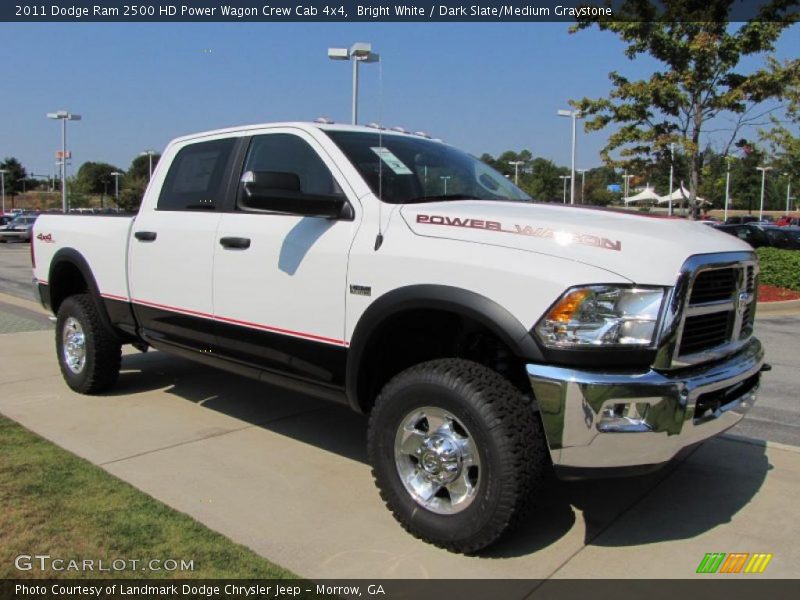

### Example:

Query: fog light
xmin=597 ymin=402 xmax=652 ymax=432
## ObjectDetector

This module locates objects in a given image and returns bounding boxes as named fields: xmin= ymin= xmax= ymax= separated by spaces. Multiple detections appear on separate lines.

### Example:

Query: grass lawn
xmin=0 ymin=414 xmax=296 ymax=579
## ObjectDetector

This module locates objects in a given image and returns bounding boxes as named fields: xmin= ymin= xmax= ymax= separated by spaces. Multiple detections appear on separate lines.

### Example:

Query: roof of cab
xmin=168 ymin=121 xmax=425 ymax=146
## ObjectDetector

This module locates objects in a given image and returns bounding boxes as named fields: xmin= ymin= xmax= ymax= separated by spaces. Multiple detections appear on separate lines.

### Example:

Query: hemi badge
xmin=350 ymin=285 xmax=371 ymax=297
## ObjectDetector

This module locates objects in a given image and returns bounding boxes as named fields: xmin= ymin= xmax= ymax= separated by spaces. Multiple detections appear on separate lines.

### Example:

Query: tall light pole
xmin=0 ymin=169 xmax=8 ymax=214
xmin=47 ymin=110 xmax=81 ymax=213
xmin=507 ymin=160 xmax=524 ymax=185
xmin=623 ymin=173 xmax=634 ymax=201
xmin=667 ymin=142 xmax=675 ymax=216
xmin=328 ymin=42 xmax=380 ymax=125
xmin=439 ymin=175 xmax=451 ymax=196
xmin=724 ymin=158 xmax=732 ymax=223
xmin=577 ymin=168 xmax=588 ymax=204
xmin=784 ymin=173 xmax=792 ymax=214
xmin=140 ymin=150 xmax=157 ymax=179
xmin=757 ymin=166 xmax=772 ymax=220
xmin=110 ymin=171 xmax=123 ymax=205
xmin=558 ymin=109 xmax=582 ymax=205
xmin=559 ymin=175 xmax=571 ymax=204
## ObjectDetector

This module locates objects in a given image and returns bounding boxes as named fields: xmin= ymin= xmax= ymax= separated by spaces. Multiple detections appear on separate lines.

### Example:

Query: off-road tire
xmin=367 ymin=358 xmax=548 ymax=553
xmin=56 ymin=294 xmax=121 ymax=394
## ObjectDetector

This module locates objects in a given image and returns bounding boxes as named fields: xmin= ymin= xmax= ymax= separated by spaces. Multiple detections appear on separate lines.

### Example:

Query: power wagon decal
xmin=416 ymin=214 xmax=622 ymax=252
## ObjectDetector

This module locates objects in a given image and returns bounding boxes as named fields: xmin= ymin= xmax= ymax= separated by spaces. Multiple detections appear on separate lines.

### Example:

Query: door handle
xmin=134 ymin=231 xmax=157 ymax=242
xmin=219 ymin=236 xmax=251 ymax=250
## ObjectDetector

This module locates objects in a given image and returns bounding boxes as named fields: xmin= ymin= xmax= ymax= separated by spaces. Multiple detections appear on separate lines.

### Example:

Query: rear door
xmin=128 ymin=136 xmax=239 ymax=351
xmin=212 ymin=129 xmax=358 ymax=388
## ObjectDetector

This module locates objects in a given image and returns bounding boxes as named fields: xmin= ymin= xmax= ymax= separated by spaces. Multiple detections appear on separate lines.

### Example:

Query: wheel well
xmin=49 ymin=260 xmax=89 ymax=315
xmin=355 ymin=308 xmax=532 ymax=413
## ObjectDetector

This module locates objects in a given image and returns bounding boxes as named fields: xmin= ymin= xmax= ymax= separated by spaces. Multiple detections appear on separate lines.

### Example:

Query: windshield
xmin=326 ymin=131 xmax=531 ymax=205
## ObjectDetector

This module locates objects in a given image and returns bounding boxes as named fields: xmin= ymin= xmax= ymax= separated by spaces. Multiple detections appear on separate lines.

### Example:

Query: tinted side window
xmin=240 ymin=134 xmax=341 ymax=200
xmin=158 ymin=138 xmax=236 ymax=211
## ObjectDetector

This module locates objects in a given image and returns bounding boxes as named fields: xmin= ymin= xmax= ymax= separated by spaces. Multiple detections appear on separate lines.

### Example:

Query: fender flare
xmin=48 ymin=247 xmax=123 ymax=342
xmin=345 ymin=284 xmax=544 ymax=412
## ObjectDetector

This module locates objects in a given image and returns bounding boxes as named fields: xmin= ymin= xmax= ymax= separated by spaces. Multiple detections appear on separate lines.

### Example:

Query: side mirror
xmin=240 ymin=170 xmax=349 ymax=219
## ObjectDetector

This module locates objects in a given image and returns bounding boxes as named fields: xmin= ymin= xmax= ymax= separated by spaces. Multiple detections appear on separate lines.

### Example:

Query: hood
xmin=400 ymin=201 xmax=752 ymax=285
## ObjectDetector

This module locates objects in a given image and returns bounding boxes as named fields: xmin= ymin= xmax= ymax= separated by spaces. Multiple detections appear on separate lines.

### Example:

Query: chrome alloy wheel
xmin=62 ymin=317 xmax=87 ymax=374
xmin=394 ymin=406 xmax=481 ymax=515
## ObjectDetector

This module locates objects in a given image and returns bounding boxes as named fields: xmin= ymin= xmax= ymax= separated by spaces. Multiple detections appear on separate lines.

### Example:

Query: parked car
xmin=713 ymin=223 xmax=769 ymax=247
xmin=0 ymin=214 xmax=14 ymax=227
xmin=725 ymin=215 xmax=761 ymax=224
xmin=775 ymin=215 xmax=800 ymax=227
xmin=0 ymin=214 xmax=38 ymax=242
xmin=714 ymin=222 xmax=800 ymax=250
xmin=32 ymin=121 xmax=765 ymax=553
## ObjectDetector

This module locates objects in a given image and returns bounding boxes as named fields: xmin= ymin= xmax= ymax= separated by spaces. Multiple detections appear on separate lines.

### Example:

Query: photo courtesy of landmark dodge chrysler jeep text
xmin=32 ymin=122 xmax=766 ymax=553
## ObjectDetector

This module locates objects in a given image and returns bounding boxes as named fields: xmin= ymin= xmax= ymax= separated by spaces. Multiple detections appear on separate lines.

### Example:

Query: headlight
xmin=535 ymin=286 xmax=665 ymax=348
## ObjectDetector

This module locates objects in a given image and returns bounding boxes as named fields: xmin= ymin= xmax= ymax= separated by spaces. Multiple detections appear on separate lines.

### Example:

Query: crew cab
xmin=32 ymin=122 xmax=766 ymax=553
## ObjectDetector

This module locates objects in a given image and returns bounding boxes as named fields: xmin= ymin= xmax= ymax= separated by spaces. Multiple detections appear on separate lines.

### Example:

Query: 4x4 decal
xmin=416 ymin=214 xmax=622 ymax=252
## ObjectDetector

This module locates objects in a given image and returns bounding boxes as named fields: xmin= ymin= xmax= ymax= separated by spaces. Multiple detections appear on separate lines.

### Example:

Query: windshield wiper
xmin=404 ymin=194 xmax=475 ymax=204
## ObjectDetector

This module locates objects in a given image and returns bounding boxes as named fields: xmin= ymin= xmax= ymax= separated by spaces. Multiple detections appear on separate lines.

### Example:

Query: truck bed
xmin=33 ymin=215 xmax=136 ymax=302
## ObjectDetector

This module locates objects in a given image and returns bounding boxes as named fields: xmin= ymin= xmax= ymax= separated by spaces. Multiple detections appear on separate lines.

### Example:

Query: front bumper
xmin=527 ymin=337 xmax=764 ymax=470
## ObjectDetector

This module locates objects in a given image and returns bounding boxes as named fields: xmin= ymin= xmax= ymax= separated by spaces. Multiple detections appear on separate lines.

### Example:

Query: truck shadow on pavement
xmin=113 ymin=351 xmax=771 ymax=559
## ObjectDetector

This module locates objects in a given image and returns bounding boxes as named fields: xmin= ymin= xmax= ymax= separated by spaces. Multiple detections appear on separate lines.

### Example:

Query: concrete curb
xmin=721 ymin=433 xmax=800 ymax=455
xmin=757 ymin=299 xmax=800 ymax=316
xmin=0 ymin=291 xmax=48 ymax=315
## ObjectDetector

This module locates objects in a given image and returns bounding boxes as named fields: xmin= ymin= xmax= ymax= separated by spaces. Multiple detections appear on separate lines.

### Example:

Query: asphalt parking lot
xmin=1 ymin=242 xmax=799 ymax=580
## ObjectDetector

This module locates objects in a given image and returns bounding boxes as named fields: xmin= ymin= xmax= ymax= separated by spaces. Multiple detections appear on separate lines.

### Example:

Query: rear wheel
xmin=56 ymin=294 xmax=121 ymax=394
xmin=367 ymin=358 xmax=548 ymax=553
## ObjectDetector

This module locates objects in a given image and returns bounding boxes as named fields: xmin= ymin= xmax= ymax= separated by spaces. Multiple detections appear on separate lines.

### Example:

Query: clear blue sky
xmin=1 ymin=22 xmax=798 ymax=178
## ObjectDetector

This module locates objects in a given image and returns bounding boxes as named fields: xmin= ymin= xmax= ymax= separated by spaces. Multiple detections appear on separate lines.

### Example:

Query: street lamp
xmin=110 ymin=171 xmax=123 ymax=205
xmin=622 ymin=173 xmax=634 ymax=201
xmin=140 ymin=150 xmax=157 ymax=179
xmin=756 ymin=166 xmax=772 ymax=220
xmin=0 ymin=169 xmax=8 ymax=214
xmin=667 ymin=142 xmax=675 ymax=216
xmin=558 ymin=108 xmax=582 ymax=205
xmin=439 ymin=175 xmax=451 ymax=195
xmin=784 ymin=173 xmax=792 ymax=215
xmin=47 ymin=110 xmax=81 ymax=213
xmin=507 ymin=160 xmax=524 ymax=185
xmin=577 ymin=168 xmax=588 ymax=204
xmin=724 ymin=158 xmax=733 ymax=223
xmin=559 ymin=175 xmax=571 ymax=204
xmin=328 ymin=42 xmax=380 ymax=125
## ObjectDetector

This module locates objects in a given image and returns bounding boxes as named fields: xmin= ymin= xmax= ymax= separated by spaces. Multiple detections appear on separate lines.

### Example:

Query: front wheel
xmin=56 ymin=294 xmax=121 ymax=394
xmin=367 ymin=359 xmax=548 ymax=553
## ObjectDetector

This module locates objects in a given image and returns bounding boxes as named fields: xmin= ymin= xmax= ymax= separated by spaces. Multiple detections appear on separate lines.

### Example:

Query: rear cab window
xmin=157 ymin=138 xmax=236 ymax=211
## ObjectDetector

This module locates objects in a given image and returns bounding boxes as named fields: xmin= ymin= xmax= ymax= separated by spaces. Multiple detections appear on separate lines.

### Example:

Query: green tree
xmin=572 ymin=0 xmax=800 ymax=217
xmin=129 ymin=153 xmax=160 ymax=181
xmin=118 ymin=176 xmax=148 ymax=212
xmin=75 ymin=161 xmax=123 ymax=206
xmin=761 ymin=64 xmax=800 ymax=210
xmin=0 ymin=157 xmax=27 ymax=210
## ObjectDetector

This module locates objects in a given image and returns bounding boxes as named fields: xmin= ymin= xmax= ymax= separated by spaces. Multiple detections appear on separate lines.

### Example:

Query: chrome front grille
xmin=676 ymin=260 xmax=757 ymax=363
xmin=652 ymin=252 xmax=759 ymax=371
xmin=680 ymin=312 xmax=732 ymax=355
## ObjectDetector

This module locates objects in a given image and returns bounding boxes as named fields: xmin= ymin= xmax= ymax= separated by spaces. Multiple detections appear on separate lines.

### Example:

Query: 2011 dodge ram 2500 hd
xmin=32 ymin=122 xmax=766 ymax=553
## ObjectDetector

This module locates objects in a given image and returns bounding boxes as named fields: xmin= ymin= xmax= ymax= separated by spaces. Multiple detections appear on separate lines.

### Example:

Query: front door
xmin=212 ymin=129 xmax=358 ymax=389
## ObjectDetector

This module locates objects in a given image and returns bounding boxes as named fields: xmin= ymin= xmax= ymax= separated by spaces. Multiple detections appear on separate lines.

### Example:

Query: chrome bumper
xmin=527 ymin=337 xmax=764 ymax=469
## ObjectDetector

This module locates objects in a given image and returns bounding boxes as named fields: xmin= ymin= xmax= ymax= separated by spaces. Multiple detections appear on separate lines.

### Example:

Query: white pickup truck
xmin=32 ymin=122 xmax=766 ymax=553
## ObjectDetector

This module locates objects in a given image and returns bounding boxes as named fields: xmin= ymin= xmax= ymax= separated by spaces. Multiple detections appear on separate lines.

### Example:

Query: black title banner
xmin=3 ymin=580 xmax=800 ymax=600
xmin=3 ymin=0 xmax=798 ymax=22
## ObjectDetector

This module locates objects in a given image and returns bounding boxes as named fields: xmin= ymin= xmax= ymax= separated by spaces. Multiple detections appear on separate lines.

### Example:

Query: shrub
xmin=756 ymin=247 xmax=800 ymax=291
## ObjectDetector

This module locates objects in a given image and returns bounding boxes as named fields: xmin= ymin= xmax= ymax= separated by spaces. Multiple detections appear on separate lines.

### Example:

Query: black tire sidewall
xmin=56 ymin=296 xmax=98 ymax=392
xmin=370 ymin=373 xmax=513 ymax=547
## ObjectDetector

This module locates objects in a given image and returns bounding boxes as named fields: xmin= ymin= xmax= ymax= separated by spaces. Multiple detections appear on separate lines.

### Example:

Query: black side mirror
xmin=240 ymin=170 xmax=349 ymax=219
